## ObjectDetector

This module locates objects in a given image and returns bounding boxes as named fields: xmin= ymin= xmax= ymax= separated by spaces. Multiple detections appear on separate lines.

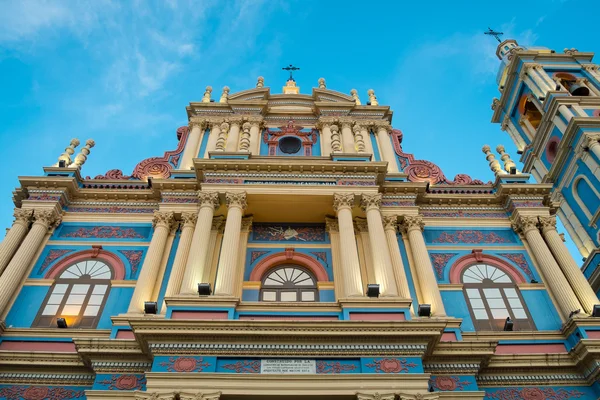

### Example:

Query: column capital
xmin=360 ymin=193 xmax=382 ymax=211
xmin=153 ymin=211 xmax=175 ymax=229
xmin=512 ymin=215 xmax=539 ymax=234
xmin=212 ymin=215 xmax=225 ymax=232
xmin=220 ymin=122 xmax=230 ymax=132
xmin=225 ymin=192 xmax=247 ymax=210
xmin=330 ymin=124 xmax=340 ymax=133
xmin=370 ymin=120 xmax=391 ymax=132
xmin=382 ymin=215 xmax=398 ymax=232
xmin=13 ymin=208 xmax=33 ymax=226
xmin=356 ymin=393 xmax=396 ymax=400
xmin=333 ymin=193 xmax=354 ymax=212
xmin=354 ymin=217 xmax=369 ymax=233
xmin=325 ymin=217 xmax=339 ymax=232
xmin=198 ymin=191 xmax=220 ymax=209
xmin=241 ymin=216 xmax=253 ymax=232
xmin=225 ymin=117 xmax=243 ymax=126
xmin=207 ymin=118 xmax=224 ymax=128
xmin=188 ymin=118 xmax=207 ymax=130
xmin=539 ymin=215 xmax=557 ymax=233
xmin=33 ymin=209 xmax=61 ymax=229
xmin=585 ymin=133 xmax=600 ymax=147
xmin=400 ymin=215 xmax=424 ymax=233
xmin=339 ymin=118 xmax=353 ymax=129
xmin=501 ymin=115 xmax=510 ymax=131
xmin=180 ymin=212 xmax=198 ymax=228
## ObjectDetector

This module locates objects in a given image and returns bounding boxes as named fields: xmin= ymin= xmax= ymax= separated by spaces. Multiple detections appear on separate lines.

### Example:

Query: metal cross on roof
xmin=484 ymin=27 xmax=504 ymax=43
xmin=282 ymin=64 xmax=300 ymax=81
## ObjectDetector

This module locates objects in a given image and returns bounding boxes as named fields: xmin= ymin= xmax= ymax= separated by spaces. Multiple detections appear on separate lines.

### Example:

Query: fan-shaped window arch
xmin=462 ymin=263 xmax=535 ymax=331
xmin=34 ymin=259 xmax=114 ymax=328
xmin=260 ymin=265 xmax=318 ymax=302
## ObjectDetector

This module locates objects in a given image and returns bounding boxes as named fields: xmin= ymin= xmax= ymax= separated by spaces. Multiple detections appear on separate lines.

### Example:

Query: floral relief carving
xmin=118 ymin=250 xmax=145 ymax=277
xmin=159 ymin=357 xmax=211 ymax=372
xmin=484 ymin=388 xmax=584 ymax=400
xmin=497 ymin=253 xmax=534 ymax=280
xmin=316 ymin=361 xmax=357 ymax=373
xmin=365 ymin=358 xmax=417 ymax=373
xmin=0 ymin=386 xmax=85 ymax=400
xmin=252 ymin=224 xmax=326 ymax=242
xmin=38 ymin=249 xmax=75 ymax=274
xmin=225 ymin=192 xmax=247 ymax=210
xmin=250 ymin=251 xmax=269 ymax=264
xmin=13 ymin=208 xmax=33 ymax=225
xmin=98 ymin=374 xmax=146 ymax=390
xmin=153 ymin=211 xmax=175 ymax=228
xmin=432 ymin=230 xmax=510 ymax=244
xmin=430 ymin=253 xmax=457 ymax=280
xmin=221 ymin=360 xmax=260 ymax=373
xmin=429 ymin=376 xmax=471 ymax=391
xmin=198 ymin=191 xmax=220 ymax=209
xmin=401 ymin=216 xmax=424 ymax=233
xmin=61 ymin=226 xmax=144 ymax=239
xmin=360 ymin=194 xmax=382 ymax=211
xmin=333 ymin=193 xmax=355 ymax=211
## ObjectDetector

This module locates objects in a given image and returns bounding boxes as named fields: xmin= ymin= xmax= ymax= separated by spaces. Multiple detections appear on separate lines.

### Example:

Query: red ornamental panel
xmin=0 ymin=386 xmax=85 ymax=400
xmin=485 ymin=387 xmax=585 ymax=400
xmin=365 ymin=358 xmax=417 ymax=373
xmin=159 ymin=356 xmax=211 ymax=372
xmin=430 ymin=376 xmax=471 ymax=391
xmin=316 ymin=361 xmax=357 ymax=374
xmin=221 ymin=360 xmax=261 ymax=373
xmin=97 ymin=374 xmax=146 ymax=391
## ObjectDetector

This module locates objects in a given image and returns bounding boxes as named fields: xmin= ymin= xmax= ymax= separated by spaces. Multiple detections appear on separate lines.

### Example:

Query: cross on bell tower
xmin=484 ymin=27 xmax=504 ymax=43
xmin=282 ymin=64 xmax=300 ymax=94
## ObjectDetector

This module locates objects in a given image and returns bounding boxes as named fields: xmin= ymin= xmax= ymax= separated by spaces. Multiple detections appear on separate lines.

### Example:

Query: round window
xmin=279 ymin=136 xmax=302 ymax=154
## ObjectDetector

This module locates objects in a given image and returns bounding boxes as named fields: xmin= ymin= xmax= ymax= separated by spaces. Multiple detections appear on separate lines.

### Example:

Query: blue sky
xmin=0 ymin=0 xmax=598 ymax=261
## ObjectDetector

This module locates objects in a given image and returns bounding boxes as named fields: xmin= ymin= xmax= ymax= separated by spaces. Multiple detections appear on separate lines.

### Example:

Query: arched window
xmin=462 ymin=263 xmax=535 ymax=331
xmin=260 ymin=265 xmax=318 ymax=302
xmin=518 ymin=96 xmax=543 ymax=130
xmin=554 ymin=72 xmax=590 ymax=96
xmin=34 ymin=260 xmax=113 ymax=328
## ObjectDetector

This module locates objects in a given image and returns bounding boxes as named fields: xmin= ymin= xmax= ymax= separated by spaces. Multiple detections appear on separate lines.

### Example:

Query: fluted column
xmin=225 ymin=120 xmax=241 ymax=152
xmin=214 ymin=192 xmax=247 ymax=296
xmin=318 ymin=121 xmax=333 ymax=157
xmin=514 ymin=216 xmax=582 ymax=319
xmin=361 ymin=194 xmax=398 ymax=296
xmin=400 ymin=216 xmax=446 ymax=316
xmin=333 ymin=193 xmax=363 ymax=297
xmin=180 ymin=192 xmax=220 ymax=294
xmin=0 ymin=209 xmax=33 ymax=276
xmin=382 ymin=216 xmax=411 ymax=299
xmin=203 ymin=121 xmax=221 ymax=158
xmin=358 ymin=125 xmax=373 ymax=155
xmin=234 ymin=216 xmax=253 ymax=297
xmin=325 ymin=217 xmax=343 ymax=299
xmin=249 ymin=119 xmax=262 ymax=155
xmin=341 ymin=121 xmax=355 ymax=153
xmin=373 ymin=122 xmax=399 ymax=172
xmin=0 ymin=210 xmax=60 ymax=316
xmin=127 ymin=211 xmax=174 ymax=313
xmin=160 ymin=212 xmax=197 ymax=312
xmin=180 ymin=121 xmax=205 ymax=170
xmin=539 ymin=216 xmax=599 ymax=314
xmin=239 ymin=122 xmax=252 ymax=152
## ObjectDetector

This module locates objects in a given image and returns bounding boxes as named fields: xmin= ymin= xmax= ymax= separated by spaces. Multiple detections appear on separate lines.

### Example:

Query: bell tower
xmin=491 ymin=38 xmax=600 ymax=291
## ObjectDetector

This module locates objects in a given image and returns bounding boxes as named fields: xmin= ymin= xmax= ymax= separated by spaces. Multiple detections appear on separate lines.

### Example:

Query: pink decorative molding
xmin=440 ymin=332 xmax=458 ymax=342
xmin=45 ymin=249 xmax=125 ymax=280
xmin=349 ymin=313 xmax=405 ymax=321
xmin=115 ymin=330 xmax=136 ymax=340
xmin=494 ymin=343 xmax=567 ymax=354
xmin=263 ymin=119 xmax=317 ymax=156
xmin=485 ymin=387 xmax=584 ymax=400
xmin=365 ymin=358 xmax=417 ymax=373
xmin=430 ymin=376 xmax=471 ymax=391
xmin=0 ymin=386 xmax=84 ymax=400
xmin=449 ymin=252 xmax=526 ymax=284
xmin=171 ymin=311 xmax=229 ymax=320
xmin=97 ymin=374 xmax=146 ymax=390
xmin=249 ymin=250 xmax=329 ymax=282
xmin=159 ymin=356 xmax=211 ymax=372
xmin=585 ymin=330 xmax=600 ymax=339
xmin=0 ymin=341 xmax=77 ymax=353
xmin=238 ymin=315 xmax=338 ymax=321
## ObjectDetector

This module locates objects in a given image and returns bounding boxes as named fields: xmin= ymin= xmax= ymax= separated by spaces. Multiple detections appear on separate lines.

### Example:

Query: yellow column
xmin=180 ymin=120 xmax=205 ymax=170
xmin=249 ymin=119 xmax=263 ymax=155
xmin=360 ymin=194 xmax=398 ymax=296
xmin=373 ymin=122 xmax=399 ymax=173
xmin=127 ymin=211 xmax=174 ymax=313
xmin=225 ymin=119 xmax=241 ymax=152
xmin=325 ymin=217 xmax=343 ymax=299
xmin=330 ymin=124 xmax=342 ymax=153
xmin=358 ymin=125 xmax=373 ymax=155
xmin=0 ymin=209 xmax=33 ymax=276
xmin=341 ymin=121 xmax=355 ymax=153
xmin=539 ymin=216 xmax=599 ymax=314
xmin=333 ymin=193 xmax=363 ymax=297
xmin=352 ymin=124 xmax=366 ymax=153
xmin=382 ymin=216 xmax=411 ymax=299
xmin=180 ymin=192 xmax=220 ymax=294
xmin=586 ymin=134 xmax=600 ymax=161
xmin=515 ymin=216 xmax=582 ymax=319
xmin=234 ymin=216 xmax=253 ymax=297
xmin=400 ymin=215 xmax=446 ymax=316
xmin=239 ymin=122 xmax=252 ymax=152
xmin=214 ymin=192 xmax=247 ymax=296
xmin=214 ymin=122 xmax=229 ymax=151
xmin=160 ymin=212 xmax=197 ymax=312
xmin=318 ymin=121 xmax=333 ymax=157
xmin=0 ymin=210 xmax=60 ymax=316
xmin=203 ymin=121 xmax=222 ymax=158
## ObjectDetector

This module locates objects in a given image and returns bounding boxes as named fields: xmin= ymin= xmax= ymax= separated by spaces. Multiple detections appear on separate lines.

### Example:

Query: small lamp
xmin=144 ymin=301 xmax=158 ymax=314
xmin=509 ymin=166 xmax=517 ymax=174
xmin=504 ymin=317 xmax=514 ymax=331
xmin=197 ymin=283 xmax=212 ymax=296
xmin=592 ymin=305 xmax=600 ymax=317
xmin=366 ymin=284 xmax=380 ymax=298
xmin=418 ymin=304 xmax=431 ymax=317
xmin=57 ymin=318 xmax=68 ymax=329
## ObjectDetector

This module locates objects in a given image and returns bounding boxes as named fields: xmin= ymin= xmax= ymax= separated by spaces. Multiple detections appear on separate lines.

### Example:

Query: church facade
xmin=1 ymin=40 xmax=600 ymax=400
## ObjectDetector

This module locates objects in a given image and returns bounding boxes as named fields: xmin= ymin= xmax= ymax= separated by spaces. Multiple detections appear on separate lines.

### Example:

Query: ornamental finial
xmin=496 ymin=144 xmax=517 ymax=173
xmin=56 ymin=138 xmax=80 ymax=167
xmin=256 ymin=76 xmax=264 ymax=88
xmin=318 ymin=78 xmax=326 ymax=89
xmin=482 ymin=144 xmax=503 ymax=176
xmin=220 ymin=86 xmax=230 ymax=103
xmin=72 ymin=139 xmax=95 ymax=169
xmin=350 ymin=89 xmax=361 ymax=105
xmin=202 ymin=86 xmax=212 ymax=103
xmin=367 ymin=89 xmax=378 ymax=106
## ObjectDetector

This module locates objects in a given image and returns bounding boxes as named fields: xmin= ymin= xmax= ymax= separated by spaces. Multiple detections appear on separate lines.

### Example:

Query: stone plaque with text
xmin=260 ymin=359 xmax=316 ymax=374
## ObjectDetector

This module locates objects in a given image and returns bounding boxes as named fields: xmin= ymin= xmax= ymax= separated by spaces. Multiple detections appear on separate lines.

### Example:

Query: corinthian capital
xmin=225 ymin=192 xmax=247 ymax=210
xmin=360 ymin=194 xmax=382 ymax=211
xmin=538 ymin=216 xmax=557 ymax=232
xmin=180 ymin=212 xmax=198 ymax=227
xmin=354 ymin=217 xmax=369 ymax=232
xmin=33 ymin=210 xmax=61 ymax=229
xmin=325 ymin=217 xmax=339 ymax=232
xmin=513 ymin=215 xmax=538 ymax=234
xmin=241 ymin=216 xmax=253 ymax=232
xmin=382 ymin=216 xmax=398 ymax=231
xmin=189 ymin=118 xmax=207 ymax=130
xmin=333 ymin=193 xmax=354 ymax=211
xmin=198 ymin=191 xmax=220 ymax=209
xmin=13 ymin=208 xmax=33 ymax=225
xmin=401 ymin=215 xmax=424 ymax=232
xmin=153 ymin=211 xmax=175 ymax=229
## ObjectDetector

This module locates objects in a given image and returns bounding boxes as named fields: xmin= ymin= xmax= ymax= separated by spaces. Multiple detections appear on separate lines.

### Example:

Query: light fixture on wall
xmin=504 ymin=317 xmax=514 ymax=331
xmin=366 ymin=284 xmax=380 ymax=298
xmin=418 ymin=304 xmax=431 ymax=317
xmin=592 ymin=305 xmax=600 ymax=317
xmin=530 ymin=279 xmax=538 ymax=284
xmin=144 ymin=301 xmax=158 ymax=314
xmin=57 ymin=318 xmax=68 ymax=329
xmin=197 ymin=283 xmax=212 ymax=296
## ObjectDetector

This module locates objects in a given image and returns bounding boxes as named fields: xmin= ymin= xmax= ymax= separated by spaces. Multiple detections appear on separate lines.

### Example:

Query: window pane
xmin=280 ymin=292 xmax=297 ymax=302
xmin=483 ymin=288 xmax=501 ymax=298
xmin=62 ymin=304 xmax=82 ymax=315
xmin=470 ymin=299 xmax=485 ymax=308
xmin=494 ymin=274 xmax=511 ymax=283
xmin=487 ymin=298 xmax=506 ymax=308
xmin=491 ymin=308 xmax=510 ymax=319
xmin=47 ymin=294 xmax=65 ymax=305
xmin=513 ymin=308 xmax=527 ymax=319
xmin=466 ymin=288 xmax=481 ymax=298
xmin=42 ymin=304 xmax=60 ymax=316
xmin=66 ymin=294 xmax=86 ymax=304
xmin=295 ymin=278 xmax=314 ymax=286
xmin=53 ymin=284 xmax=69 ymax=294
xmin=262 ymin=291 xmax=276 ymax=301
xmin=462 ymin=275 xmax=480 ymax=283
xmin=508 ymin=298 xmax=523 ymax=308
xmin=83 ymin=305 xmax=100 ymax=316
xmin=301 ymin=291 xmax=315 ymax=301
xmin=503 ymin=288 xmax=518 ymax=298
xmin=473 ymin=309 xmax=488 ymax=319
xmin=264 ymin=278 xmax=284 ymax=286
xmin=88 ymin=294 xmax=104 ymax=306
xmin=71 ymin=285 xmax=90 ymax=294
xmin=93 ymin=285 xmax=107 ymax=295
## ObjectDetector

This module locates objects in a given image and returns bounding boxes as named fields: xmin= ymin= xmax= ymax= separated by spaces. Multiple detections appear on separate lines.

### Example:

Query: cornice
xmin=0 ymin=327 xmax=111 ymax=339
xmin=0 ymin=351 xmax=85 ymax=368
xmin=0 ymin=372 xmax=95 ymax=386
